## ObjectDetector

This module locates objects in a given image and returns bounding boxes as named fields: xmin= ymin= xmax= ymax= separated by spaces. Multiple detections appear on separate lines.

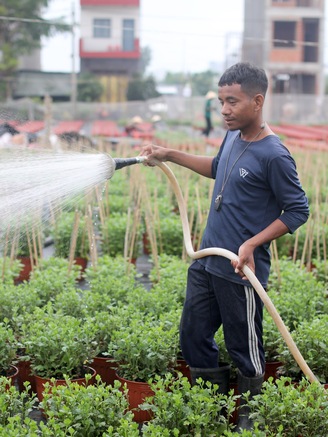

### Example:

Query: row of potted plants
xmin=0 ymin=251 xmax=327 ymax=407
xmin=1 ymin=371 xmax=327 ymax=436
xmin=0 ymin=148 xmax=327 ymax=433
xmin=12 ymin=147 xmax=328 ymax=281
xmin=1 ymin=252 xmax=328 ymax=376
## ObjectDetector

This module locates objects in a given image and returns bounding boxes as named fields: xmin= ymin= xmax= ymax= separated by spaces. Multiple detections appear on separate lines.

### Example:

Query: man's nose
xmin=221 ymin=103 xmax=230 ymax=115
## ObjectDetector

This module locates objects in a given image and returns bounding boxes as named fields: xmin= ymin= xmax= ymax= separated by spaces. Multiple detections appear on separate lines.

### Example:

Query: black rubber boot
xmin=189 ymin=363 xmax=231 ymax=395
xmin=236 ymin=371 xmax=264 ymax=432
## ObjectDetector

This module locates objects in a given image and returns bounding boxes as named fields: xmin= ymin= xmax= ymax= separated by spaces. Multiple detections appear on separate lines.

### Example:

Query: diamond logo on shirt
xmin=239 ymin=168 xmax=248 ymax=178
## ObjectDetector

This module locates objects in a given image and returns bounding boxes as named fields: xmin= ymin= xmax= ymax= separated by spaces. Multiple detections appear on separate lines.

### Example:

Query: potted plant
xmin=109 ymin=314 xmax=179 ymax=422
xmin=154 ymin=213 xmax=184 ymax=257
xmin=148 ymin=254 xmax=189 ymax=307
xmin=52 ymin=211 xmax=90 ymax=276
xmin=0 ymin=377 xmax=37 ymax=428
xmin=125 ymin=281 xmax=182 ymax=318
xmin=0 ymin=257 xmax=22 ymax=284
xmin=0 ymin=282 xmax=44 ymax=394
xmin=0 ymin=321 xmax=18 ymax=382
xmin=13 ymin=229 xmax=44 ymax=282
xmin=100 ymin=212 xmax=143 ymax=262
xmin=22 ymin=306 xmax=97 ymax=401
xmin=84 ymin=309 xmax=128 ymax=385
xmin=247 ymin=376 xmax=328 ymax=436
xmin=110 ymin=315 xmax=179 ymax=381
xmin=84 ymin=255 xmax=139 ymax=305
xmin=141 ymin=373 xmax=238 ymax=435
xmin=0 ymin=283 xmax=40 ymax=328
xmin=28 ymin=257 xmax=80 ymax=305
xmin=262 ymin=311 xmax=284 ymax=380
xmin=268 ymin=258 xmax=328 ymax=330
xmin=40 ymin=376 xmax=140 ymax=436
xmin=277 ymin=314 xmax=328 ymax=384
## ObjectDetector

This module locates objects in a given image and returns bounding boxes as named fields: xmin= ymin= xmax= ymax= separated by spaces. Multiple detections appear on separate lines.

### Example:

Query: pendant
xmin=215 ymin=194 xmax=223 ymax=211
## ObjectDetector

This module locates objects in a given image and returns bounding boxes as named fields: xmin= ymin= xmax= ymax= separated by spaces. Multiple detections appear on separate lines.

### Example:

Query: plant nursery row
xmin=0 ymin=144 xmax=327 ymax=436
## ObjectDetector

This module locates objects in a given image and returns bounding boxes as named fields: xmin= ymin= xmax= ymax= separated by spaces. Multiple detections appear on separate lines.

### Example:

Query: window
xmin=122 ymin=19 xmax=135 ymax=51
xmin=273 ymin=21 xmax=296 ymax=47
xmin=303 ymin=19 xmax=319 ymax=62
xmin=93 ymin=19 xmax=111 ymax=38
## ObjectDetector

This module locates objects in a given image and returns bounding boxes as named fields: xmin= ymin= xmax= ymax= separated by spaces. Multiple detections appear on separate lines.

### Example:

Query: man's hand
xmin=139 ymin=143 xmax=168 ymax=166
xmin=231 ymin=241 xmax=256 ymax=280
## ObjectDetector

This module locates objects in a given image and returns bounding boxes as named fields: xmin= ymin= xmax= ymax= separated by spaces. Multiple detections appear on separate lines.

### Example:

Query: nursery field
xmin=0 ymin=132 xmax=327 ymax=436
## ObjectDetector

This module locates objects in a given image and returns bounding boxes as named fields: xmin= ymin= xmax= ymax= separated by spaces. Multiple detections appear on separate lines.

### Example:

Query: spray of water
xmin=0 ymin=149 xmax=114 ymax=248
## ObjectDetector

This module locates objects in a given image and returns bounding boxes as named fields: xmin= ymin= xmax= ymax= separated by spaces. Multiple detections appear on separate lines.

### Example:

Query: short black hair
xmin=218 ymin=62 xmax=268 ymax=97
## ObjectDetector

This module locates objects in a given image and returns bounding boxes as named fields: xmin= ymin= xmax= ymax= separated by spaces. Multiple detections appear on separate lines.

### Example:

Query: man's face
xmin=218 ymin=83 xmax=257 ymax=131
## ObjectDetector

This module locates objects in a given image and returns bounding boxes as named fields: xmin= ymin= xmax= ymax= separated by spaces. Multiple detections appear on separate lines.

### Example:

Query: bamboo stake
xmin=86 ymin=205 xmax=98 ymax=270
xmin=103 ymin=182 xmax=110 ymax=218
xmin=31 ymin=227 xmax=39 ymax=268
xmin=10 ymin=228 xmax=18 ymax=264
xmin=68 ymin=210 xmax=80 ymax=275
xmin=271 ymin=239 xmax=281 ymax=285
xmin=300 ymin=217 xmax=312 ymax=268
xmin=292 ymin=228 xmax=299 ymax=263
xmin=306 ymin=220 xmax=315 ymax=271
xmin=124 ymin=207 xmax=131 ymax=261
xmin=25 ymin=226 xmax=34 ymax=273
xmin=1 ymin=226 xmax=10 ymax=283
xmin=37 ymin=226 xmax=43 ymax=261
xmin=95 ymin=186 xmax=106 ymax=228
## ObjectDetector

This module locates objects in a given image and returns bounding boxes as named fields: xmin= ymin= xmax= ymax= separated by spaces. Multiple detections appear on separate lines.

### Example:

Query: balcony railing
xmin=80 ymin=0 xmax=139 ymax=6
xmin=80 ymin=38 xmax=140 ymax=58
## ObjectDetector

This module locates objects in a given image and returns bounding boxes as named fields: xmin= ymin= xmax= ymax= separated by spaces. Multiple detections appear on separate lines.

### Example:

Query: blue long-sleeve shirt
xmin=198 ymin=130 xmax=309 ymax=287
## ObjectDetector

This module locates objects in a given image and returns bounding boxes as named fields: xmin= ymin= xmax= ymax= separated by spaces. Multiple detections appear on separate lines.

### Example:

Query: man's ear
xmin=253 ymin=93 xmax=265 ymax=112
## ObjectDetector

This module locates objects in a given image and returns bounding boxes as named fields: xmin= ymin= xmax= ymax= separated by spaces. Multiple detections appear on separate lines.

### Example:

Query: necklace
xmin=214 ymin=124 xmax=265 ymax=211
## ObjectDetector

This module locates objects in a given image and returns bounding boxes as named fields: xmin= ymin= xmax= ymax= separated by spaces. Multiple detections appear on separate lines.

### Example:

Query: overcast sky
xmin=41 ymin=0 xmax=244 ymax=75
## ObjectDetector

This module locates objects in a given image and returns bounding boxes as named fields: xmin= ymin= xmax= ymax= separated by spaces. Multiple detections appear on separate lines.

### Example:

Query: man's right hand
xmin=139 ymin=143 xmax=169 ymax=166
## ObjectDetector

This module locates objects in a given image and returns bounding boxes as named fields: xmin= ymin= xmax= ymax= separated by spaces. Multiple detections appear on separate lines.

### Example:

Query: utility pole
xmin=71 ymin=1 xmax=77 ymax=118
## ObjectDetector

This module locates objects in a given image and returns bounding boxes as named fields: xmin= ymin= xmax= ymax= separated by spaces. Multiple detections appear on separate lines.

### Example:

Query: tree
xmin=0 ymin=0 xmax=70 ymax=100
xmin=77 ymin=73 xmax=103 ymax=102
xmin=126 ymin=74 xmax=160 ymax=101
xmin=140 ymin=46 xmax=152 ymax=76
xmin=161 ymin=70 xmax=218 ymax=97
xmin=190 ymin=70 xmax=217 ymax=96
xmin=164 ymin=72 xmax=188 ymax=86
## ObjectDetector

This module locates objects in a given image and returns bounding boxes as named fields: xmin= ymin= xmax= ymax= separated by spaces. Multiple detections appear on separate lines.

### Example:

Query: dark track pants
xmin=180 ymin=261 xmax=265 ymax=377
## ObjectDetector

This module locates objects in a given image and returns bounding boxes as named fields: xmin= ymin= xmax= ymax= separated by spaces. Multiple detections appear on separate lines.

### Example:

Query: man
xmin=140 ymin=62 xmax=309 ymax=431
xmin=203 ymin=90 xmax=217 ymax=137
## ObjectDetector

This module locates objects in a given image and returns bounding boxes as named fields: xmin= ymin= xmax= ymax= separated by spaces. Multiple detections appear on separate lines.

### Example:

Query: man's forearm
xmin=247 ymin=219 xmax=289 ymax=250
xmin=165 ymin=149 xmax=213 ymax=178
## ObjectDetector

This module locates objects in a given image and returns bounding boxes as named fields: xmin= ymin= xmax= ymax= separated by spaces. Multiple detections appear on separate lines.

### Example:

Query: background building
xmin=79 ymin=0 xmax=141 ymax=102
xmin=242 ymin=0 xmax=325 ymax=122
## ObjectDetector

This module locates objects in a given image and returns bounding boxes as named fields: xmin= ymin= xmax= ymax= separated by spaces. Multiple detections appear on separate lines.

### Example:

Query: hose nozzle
xmin=114 ymin=156 xmax=147 ymax=170
xmin=105 ymin=155 xmax=147 ymax=180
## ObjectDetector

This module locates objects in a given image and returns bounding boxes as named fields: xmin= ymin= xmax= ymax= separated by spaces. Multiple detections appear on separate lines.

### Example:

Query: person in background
xmin=0 ymin=123 xmax=28 ymax=148
xmin=125 ymin=116 xmax=144 ymax=136
xmin=202 ymin=90 xmax=217 ymax=137
xmin=140 ymin=62 xmax=309 ymax=432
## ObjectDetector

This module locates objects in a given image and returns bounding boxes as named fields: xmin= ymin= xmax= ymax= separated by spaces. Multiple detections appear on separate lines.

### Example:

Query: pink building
xmin=79 ymin=0 xmax=141 ymax=102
